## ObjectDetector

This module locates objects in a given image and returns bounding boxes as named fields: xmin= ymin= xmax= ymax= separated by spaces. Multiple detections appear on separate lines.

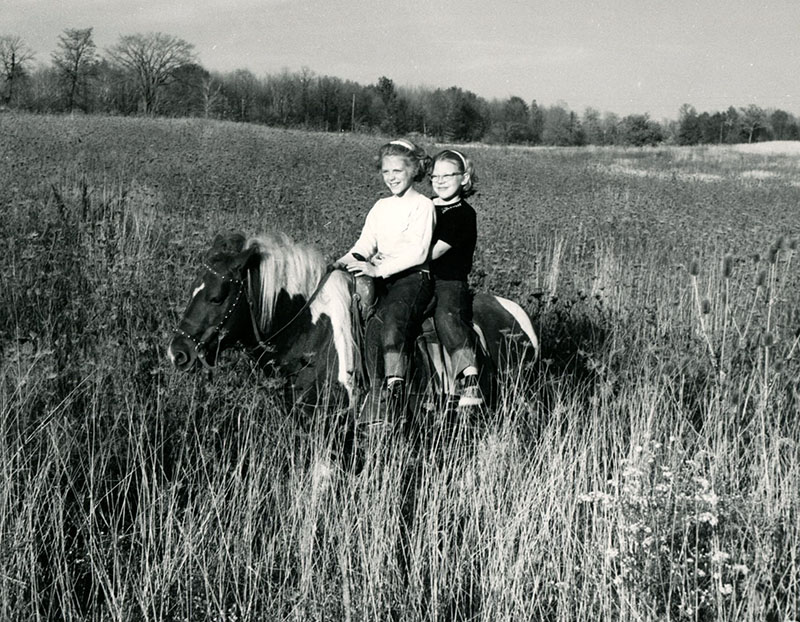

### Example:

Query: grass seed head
xmin=768 ymin=245 xmax=779 ymax=265
xmin=701 ymin=298 xmax=712 ymax=315
xmin=722 ymin=255 xmax=733 ymax=279
xmin=689 ymin=258 xmax=700 ymax=276
xmin=768 ymin=236 xmax=785 ymax=264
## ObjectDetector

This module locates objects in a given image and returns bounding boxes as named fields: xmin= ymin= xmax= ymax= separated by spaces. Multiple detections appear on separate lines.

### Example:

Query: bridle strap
xmin=174 ymin=281 xmax=246 ymax=369
xmin=175 ymin=262 xmax=337 ymax=367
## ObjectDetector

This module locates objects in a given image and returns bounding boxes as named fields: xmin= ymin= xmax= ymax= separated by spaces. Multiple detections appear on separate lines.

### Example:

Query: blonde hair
xmin=377 ymin=138 xmax=431 ymax=182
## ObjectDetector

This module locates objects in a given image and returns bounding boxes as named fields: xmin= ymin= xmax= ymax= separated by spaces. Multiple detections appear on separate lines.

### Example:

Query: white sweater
xmin=349 ymin=189 xmax=436 ymax=279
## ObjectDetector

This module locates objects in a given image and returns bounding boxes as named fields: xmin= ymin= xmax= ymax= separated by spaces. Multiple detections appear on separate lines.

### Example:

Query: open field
xmin=1 ymin=113 xmax=799 ymax=621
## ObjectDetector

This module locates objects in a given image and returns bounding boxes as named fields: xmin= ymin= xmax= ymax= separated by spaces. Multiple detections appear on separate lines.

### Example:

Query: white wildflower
xmin=711 ymin=550 xmax=731 ymax=564
xmin=701 ymin=490 xmax=720 ymax=506
xmin=698 ymin=512 xmax=719 ymax=526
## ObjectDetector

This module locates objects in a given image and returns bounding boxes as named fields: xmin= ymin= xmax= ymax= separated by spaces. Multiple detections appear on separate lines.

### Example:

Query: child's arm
xmin=430 ymin=202 xmax=476 ymax=263
xmin=336 ymin=204 xmax=379 ymax=268
xmin=430 ymin=239 xmax=452 ymax=260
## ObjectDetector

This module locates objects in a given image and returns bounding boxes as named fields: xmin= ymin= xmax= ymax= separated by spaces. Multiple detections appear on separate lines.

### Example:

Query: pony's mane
xmin=245 ymin=232 xmax=328 ymax=332
xmin=244 ymin=231 xmax=356 ymax=397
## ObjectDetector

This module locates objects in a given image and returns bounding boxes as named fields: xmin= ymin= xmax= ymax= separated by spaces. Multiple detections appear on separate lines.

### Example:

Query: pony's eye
xmin=209 ymin=282 xmax=230 ymax=304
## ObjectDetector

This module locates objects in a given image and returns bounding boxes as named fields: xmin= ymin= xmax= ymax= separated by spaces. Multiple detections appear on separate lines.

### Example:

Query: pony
xmin=168 ymin=232 xmax=538 ymax=411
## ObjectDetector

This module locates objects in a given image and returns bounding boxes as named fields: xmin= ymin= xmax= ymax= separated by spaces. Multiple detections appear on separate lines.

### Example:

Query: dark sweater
xmin=430 ymin=198 xmax=476 ymax=281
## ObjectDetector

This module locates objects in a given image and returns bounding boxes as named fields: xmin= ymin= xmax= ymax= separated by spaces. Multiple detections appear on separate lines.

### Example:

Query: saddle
xmin=347 ymin=274 xmax=476 ymax=397
xmin=352 ymin=274 xmax=378 ymax=321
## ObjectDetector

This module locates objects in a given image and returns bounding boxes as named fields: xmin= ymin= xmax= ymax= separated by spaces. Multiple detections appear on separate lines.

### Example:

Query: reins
xmin=174 ymin=261 xmax=336 ymax=368
xmin=255 ymin=265 xmax=336 ymax=346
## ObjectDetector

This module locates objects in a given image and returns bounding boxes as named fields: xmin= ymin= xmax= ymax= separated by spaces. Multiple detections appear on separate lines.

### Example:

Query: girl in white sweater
xmin=337 ymin=138 xmax=435 ymax=412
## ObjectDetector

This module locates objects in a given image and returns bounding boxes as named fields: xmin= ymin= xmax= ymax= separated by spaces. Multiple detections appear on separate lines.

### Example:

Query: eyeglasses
xmin=429 ymin=172 xmax=462 ymax=182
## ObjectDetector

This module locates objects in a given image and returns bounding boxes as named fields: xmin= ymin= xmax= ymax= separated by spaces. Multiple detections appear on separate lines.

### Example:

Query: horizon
xmin=6 ymin=0 xmax=800 ymax=121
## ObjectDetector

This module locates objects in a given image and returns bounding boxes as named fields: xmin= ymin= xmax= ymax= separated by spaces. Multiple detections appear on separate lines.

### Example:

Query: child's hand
xmin=347 ymin=260 xmax=378 ymax=278
xmin=333 ymin=253 xmax=358 ymax=270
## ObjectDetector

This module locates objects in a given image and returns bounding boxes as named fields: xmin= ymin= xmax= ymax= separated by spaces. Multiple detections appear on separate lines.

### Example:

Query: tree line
xmin=2 ymin=29 xmax=799 ymax=146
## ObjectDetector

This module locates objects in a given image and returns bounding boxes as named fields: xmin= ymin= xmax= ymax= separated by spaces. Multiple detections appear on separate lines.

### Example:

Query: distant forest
xmin=3 ymin=29 xmax=799 ymax=146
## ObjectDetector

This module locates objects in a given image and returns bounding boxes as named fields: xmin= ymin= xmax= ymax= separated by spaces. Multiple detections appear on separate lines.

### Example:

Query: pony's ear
xmin=209 ymin=232 xmax=246 ymax=257
xmin=232 ymin=245 xmax=260 ymax=276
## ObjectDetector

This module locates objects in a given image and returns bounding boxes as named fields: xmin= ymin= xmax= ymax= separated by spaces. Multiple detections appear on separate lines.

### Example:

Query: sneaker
xmin=458 ymin=374 xmax=484 ymax=409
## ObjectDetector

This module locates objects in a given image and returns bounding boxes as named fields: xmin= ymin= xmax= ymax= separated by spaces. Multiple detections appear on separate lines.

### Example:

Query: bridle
xmin=172 ymin=262 xmax=255 ymax=369
xmin=174 ymin=260 xmax=335 ymax=369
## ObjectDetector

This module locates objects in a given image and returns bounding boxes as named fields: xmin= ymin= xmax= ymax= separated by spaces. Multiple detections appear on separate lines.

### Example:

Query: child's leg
xmin=433 ymin=279 xmax=478 ymax=379
xmin=375 ymin=271 xmax=434 ymax=381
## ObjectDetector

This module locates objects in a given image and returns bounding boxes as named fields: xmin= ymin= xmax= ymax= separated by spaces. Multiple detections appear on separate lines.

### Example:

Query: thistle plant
xmin=687 ymin=239 xmax=799 ymax=397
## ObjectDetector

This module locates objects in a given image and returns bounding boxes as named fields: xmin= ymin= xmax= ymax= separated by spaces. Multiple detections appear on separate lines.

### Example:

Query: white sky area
xmin=6 ymin=0 xmax=800 ymax=120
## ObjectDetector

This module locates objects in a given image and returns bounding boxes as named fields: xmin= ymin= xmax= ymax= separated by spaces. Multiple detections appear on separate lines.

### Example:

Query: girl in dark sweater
xmin=429 ymin=149 xmax=482 ymax=409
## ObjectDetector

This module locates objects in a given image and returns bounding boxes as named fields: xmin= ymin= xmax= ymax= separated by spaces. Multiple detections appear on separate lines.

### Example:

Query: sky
xmin=6 ymin=0 xmax=800 ymax=120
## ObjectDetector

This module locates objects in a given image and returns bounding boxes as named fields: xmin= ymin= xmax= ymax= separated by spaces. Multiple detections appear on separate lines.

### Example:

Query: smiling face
xmin=381 ymin=155 xmax=415 ymax=197
xmin=431 ymin=159 xmax=467 ymax=203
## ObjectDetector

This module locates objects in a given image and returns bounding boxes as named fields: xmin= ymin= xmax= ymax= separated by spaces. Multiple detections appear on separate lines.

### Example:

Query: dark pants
xmin=433 ymin=278 xmax=477 ymax=378
xmin=374 ymin=270 xmax=434 ymax=379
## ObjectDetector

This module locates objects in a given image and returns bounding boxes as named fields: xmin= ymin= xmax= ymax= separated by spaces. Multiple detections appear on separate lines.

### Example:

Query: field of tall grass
xmin=1 ymin=112 xmax=799 ymax=621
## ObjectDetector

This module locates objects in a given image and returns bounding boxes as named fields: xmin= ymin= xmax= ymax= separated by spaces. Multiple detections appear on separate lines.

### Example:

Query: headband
xmin=449 ymin=149 xmax=468 ymax=169
xmin=389 ymin=139 xmax=416 ymax=152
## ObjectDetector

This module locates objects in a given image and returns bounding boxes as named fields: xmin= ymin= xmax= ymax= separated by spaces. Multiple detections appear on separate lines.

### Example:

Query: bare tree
xmin=224 ymin=68 xmax=260 ymax=122
xmin=201 ymin=75 xmax=222 ymax=118
xmin=582 ymin=107 xmax=603 ymax=145
xmin=298 ymin=66 xmax=314 ymax=125
xmin=601 ymin=111 xmax=620 ymax=145
xmin=542 ymin=103 xmax=584 ymax=146
xmin=0 ymin=35 xmax=35 ymax=105
xmin=107 ymin=32 xmax=195 ymax=114
xmin=52 ymin=27 xmax=97 ymax=112
xmin=741 ymin=104 xmax=766 ymax=143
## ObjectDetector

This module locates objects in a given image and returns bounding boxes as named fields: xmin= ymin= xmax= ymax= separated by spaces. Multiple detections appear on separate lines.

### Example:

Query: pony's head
xmin=168 ymin=231 xmax=331 ymax=372
xmin=168 ymin=232 xmax=259 ymax=371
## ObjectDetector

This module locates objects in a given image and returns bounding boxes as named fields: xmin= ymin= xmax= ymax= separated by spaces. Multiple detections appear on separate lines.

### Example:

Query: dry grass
xmin=1 ymin=113 xmax=799 ymax=621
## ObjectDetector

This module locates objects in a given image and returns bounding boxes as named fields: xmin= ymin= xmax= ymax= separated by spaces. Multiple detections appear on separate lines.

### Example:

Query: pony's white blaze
xmin=192 ymin=282 xmax=206 ymax=299
xmin=493 ymin=295 xmax=539 ymax=356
